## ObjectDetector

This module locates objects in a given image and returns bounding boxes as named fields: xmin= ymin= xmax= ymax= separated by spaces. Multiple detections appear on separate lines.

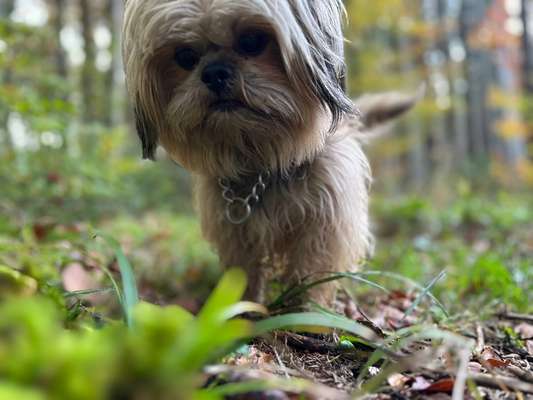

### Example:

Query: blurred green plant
xmin=369 ymin=187 xmax=532 ymax=313
xmin=0 ymin=267 xmax=256 ymax=400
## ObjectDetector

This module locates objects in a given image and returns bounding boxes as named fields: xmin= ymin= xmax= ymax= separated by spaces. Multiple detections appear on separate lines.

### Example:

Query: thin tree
xmin=102 ymin=0 xmax=124 ymax=127
xmin=0 ymin=0 xmax=14 ymax=17
xmin=80 ymin=0 xmax=97 ymax=123
xmin=49 ymin=0 xmax=68 ymax=79
xmin=0 ymin=0 xmax=15 ymax=153
xmin=522 ymin=0 xmax=532 ymax=92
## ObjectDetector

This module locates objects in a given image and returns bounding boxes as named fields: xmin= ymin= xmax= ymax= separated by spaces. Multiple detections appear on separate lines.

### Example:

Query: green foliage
xmin=1 ymin=4 xmax=531 ymax=397
xmin=369 ymin=189 xmax=532 ymax=313
xmin=0 ymin=20 xmax=73 ymax=135
xmin=0 ymin=268 xmax=254 ymax=400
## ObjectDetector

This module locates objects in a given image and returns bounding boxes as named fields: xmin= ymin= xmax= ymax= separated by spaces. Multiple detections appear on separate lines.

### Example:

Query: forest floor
xmin=0 ymin=160 xmax=532 ymax=399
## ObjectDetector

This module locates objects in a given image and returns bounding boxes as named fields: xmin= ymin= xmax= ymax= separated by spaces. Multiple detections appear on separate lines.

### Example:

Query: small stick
xmin=469 ymin=372 xmax=533 ymax=394
xmin=507 ymin=365 xmax=533 ymax=385
xmin=272 ymin=346 xmax=290 ymax=379
xmin=497 ymin=312 xmax=533 ymax=324
xmin=475 ymin=323 xmax=485 ymax=355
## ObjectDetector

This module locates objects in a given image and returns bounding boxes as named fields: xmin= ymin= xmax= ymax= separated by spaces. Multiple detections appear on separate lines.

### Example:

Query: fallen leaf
xmin=485 ymin=358 xmax=509 ymax=368
xmin=424 ymin=378 xmax=455 ymax=394
xmin=480 ymin=346 xmax=509 ymax=369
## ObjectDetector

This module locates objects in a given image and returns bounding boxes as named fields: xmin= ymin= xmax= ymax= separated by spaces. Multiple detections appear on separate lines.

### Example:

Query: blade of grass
xmin=93 ymin=231 xmax=139 ymax=327
xmin=198 ymin=268 xmax=247 ymax=323
xmin=99 ymin=265 xmax=124 ymax=307
xmin=401 ymin=269 xmax=447 ymax=321
xmin=254 ymin=312 xmax=378 ymax=341
xmin=268 ymin=272 xmax=389 ymax=310
xmin=355 ymin=348 xmax=387 ymax=384
xmin=221 ymin=301 xmax=269 ymax=320
xmin=63 ymin=288 xmax=113 ymax=298
xmin=359 ymin=270 xmax=449 ymax=317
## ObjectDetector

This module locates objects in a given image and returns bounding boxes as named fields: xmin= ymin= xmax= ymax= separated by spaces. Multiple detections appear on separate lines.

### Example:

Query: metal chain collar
xmin=218 ymin=172 xmax=270 ymax=225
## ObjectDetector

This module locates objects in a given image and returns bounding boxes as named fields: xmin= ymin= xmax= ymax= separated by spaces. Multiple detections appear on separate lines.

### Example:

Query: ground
xmin=0 ymin=162 xmax=531 ymax=399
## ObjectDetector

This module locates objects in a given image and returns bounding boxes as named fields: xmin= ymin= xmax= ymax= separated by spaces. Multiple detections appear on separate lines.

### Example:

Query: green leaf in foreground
xmin=93 ymin=231 xmax=139 ymax=327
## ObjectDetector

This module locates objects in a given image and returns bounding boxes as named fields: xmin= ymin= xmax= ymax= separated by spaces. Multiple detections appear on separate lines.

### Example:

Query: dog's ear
xmin=354 ymin=85 xmax=425 ymax=130
xmin=284 ymin=0 xmax=352 ymax=127
xmin=133 ymin=94 xmax=158 ymax=161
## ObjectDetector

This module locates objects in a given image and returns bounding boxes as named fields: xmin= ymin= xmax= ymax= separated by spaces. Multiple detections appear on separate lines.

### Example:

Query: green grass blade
xmin=360 ymin=270 xmax=449 ymax=317
xmin=115 ymin=245 xmax=139 ymax=327
xmin=254 ymin=312 xmax=377 ymax=340
xmin=268 ymin=272 xmax=389 ymax=310
xmin=63 ymin=288 xmax=113 ymax=298
xmin=401 ymin=269 xmax=447 ymax=321
xmin=93 ymin=231 xmax=139 ymax=327
xmin=198 ymin=268 xmax=247 ymax=323
xmin=355 ymin=348 xmax=386 ymax=384
xmin=98 ymin=265 xmax=124 ymax=309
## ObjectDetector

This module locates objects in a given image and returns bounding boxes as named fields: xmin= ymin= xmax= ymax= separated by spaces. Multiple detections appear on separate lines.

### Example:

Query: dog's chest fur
xmin=193 ymin=127 xmax=371 ymax=285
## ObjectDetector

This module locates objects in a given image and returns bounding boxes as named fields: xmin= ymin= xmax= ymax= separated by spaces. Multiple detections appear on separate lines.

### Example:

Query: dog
xmin=122 ymin=0 xmax=417 ymax=306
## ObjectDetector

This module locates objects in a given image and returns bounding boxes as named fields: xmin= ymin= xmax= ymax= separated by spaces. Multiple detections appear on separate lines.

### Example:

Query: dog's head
xmin=122 ymin=0 xmax=351 ymax=177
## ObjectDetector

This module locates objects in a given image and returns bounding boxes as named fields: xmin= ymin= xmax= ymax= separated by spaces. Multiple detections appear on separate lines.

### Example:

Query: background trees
xmin=0 ymin=0 xmax=531 ymax=194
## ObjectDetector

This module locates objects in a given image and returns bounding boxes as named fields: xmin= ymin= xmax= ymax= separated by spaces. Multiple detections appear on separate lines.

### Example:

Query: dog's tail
xmin=348 ymin=84 xmax=425 ymax=141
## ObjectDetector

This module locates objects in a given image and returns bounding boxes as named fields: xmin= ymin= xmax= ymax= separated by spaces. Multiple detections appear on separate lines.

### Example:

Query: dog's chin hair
xmin=158 ymin=75 xmax=329 ymax=177
xmin=162 ymin=102 xmax=328 ymax=178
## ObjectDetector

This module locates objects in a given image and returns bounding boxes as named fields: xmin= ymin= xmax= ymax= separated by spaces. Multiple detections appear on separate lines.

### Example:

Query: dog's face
xmin=123 ymin=0 xmax=352 ymax=177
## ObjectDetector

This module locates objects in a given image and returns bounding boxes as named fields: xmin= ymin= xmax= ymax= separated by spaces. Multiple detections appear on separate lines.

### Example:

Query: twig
xmin=507 ymin=365 xmax=533 ymax=384
xmin=453 ymin=348 xmax=471 ymax=400
xmin=279 ymin=332 xmax=357 ymax=354
xmin=469 ymin=372 xmax=533 ymax=394
xmin=272 ymin=346 xmax=290 ymax=379
xmin=475 ymin=323 xmax=485 ymax=355
xmin=497 ymin=312 xmax=533 ymax=324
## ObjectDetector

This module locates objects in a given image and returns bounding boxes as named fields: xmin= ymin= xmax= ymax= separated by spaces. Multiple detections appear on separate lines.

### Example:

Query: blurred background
xmin=0 ymin=0 xmax=531 ymax=312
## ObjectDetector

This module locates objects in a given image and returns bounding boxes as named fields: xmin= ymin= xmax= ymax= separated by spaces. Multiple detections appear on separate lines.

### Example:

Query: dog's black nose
xmin=201 ymin=62 xmax=235 ymax=94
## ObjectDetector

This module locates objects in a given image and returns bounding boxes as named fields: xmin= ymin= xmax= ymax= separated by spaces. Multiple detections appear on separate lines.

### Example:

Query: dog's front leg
xmin=217 ymin=244 xmax=267 ymax=304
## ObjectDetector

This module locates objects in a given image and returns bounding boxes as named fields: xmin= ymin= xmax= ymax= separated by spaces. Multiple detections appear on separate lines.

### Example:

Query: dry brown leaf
xmin=485 ymin=358 xmax=510 ymax=368
xmin=480 ymin=346 xmax=509 ymax=369
xmin=424 ymin=378 xmax=455 ymax=394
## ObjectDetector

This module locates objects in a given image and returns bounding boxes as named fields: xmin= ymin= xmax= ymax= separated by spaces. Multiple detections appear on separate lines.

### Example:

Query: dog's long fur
xmin=122 ymin=0 xmax=414 ymax=304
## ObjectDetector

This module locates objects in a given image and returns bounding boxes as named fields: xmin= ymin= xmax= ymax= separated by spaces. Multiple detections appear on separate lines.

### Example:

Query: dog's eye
xmin=174 ymin=48 xmax=200 ymax=70
xmin=236 ymin=31 xmax=269 ymax=57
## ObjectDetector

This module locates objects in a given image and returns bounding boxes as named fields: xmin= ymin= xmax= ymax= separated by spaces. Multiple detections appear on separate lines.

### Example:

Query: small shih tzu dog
xmin=122 ymin=0 xmax=416 ymax=305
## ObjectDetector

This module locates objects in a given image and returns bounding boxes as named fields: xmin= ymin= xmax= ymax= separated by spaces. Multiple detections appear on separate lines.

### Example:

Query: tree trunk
xmin=522 ymin=0 xmax=532 ymax=92
xmin=0 ymin=0 xmax=14 ymax=17
xmin=50 ymin=0 xmax=68 ymax=79
xmin=102 ymin=0 xmax=114 ymax=126
xmin=102 ymin=0 xmax=125 ymax=126
xmin=459 ymin=0 xmax=491 ymax=162
xmin=80 ymin=0 xmax=97 ymax=123
xmin=0 ymin=0 xmax=15 ymax=153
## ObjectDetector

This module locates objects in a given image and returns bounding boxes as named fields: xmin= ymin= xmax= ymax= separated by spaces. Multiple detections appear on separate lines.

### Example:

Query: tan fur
xmin=194 ymin=122 xmax=371 ymax=304
xmin=122 ymin=0 xmax=383 ymax=305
